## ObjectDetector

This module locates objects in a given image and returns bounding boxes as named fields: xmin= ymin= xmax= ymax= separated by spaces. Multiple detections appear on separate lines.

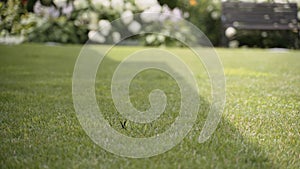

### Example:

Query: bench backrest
xmin=221 ymin=2 xmax=299 ymax=31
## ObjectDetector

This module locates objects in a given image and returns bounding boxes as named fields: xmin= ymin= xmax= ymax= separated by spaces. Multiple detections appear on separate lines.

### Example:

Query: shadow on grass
xmin=0 ymin=45 xmax=277 ymax=168
xmin=92 ymin=55 xmax=276 ymax=168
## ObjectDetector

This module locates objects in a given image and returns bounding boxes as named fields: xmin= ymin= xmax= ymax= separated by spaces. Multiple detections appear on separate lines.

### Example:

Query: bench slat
xmin=224 ymin=24 xmax=297 ymax=30
xmin=223 ymin=14 xmax=297 ymax=22
xmin=221 ymin=2 xmax=299 ymax=31
xmin=221 ymin=2 xmax=299 ymax=48
xmin=222 ymin=2 xmax=298 ymax=9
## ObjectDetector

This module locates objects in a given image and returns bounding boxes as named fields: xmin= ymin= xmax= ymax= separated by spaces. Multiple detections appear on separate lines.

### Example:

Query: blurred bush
xmin=0 ymin=0 xmax=28 ymax=44
xmin=187 ymin=0 xmax=221 ymax=46
xmin=158 ymin=0 xmax=221 ymax=46
xmin=0 ymin=0 xmax=195 ymax=46
xmin=232 ymin=30 xmax=299 ymax=48
xmin=0 ymin=0 xmax=298 ymax=48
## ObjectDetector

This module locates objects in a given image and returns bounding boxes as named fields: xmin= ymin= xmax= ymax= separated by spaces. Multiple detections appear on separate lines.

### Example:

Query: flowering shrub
xmin=0 ymin=0 xmax=194 ymax=46
xmin=158 ymin=0 xmax=222 ymax=46
xmin=0 ymin=0 xmax=29 ymax=44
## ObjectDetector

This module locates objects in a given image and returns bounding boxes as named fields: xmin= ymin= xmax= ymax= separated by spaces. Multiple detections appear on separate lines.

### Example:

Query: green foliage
xmin=234 ymin=30 xmax=299 ymax=49
xmin=1 ymin=0 xmax=195 ymax=45
xmin=158 ymin=0 xmax=180 ymax=9
xmin=1 ymin=0 xmax=299 ymax=47
xmin=191 ymin=1 xmax=221 ymax=46
xmin=158 ymin=0 xmax=222 ymax=46
xmin=0 ymin=0 xmax=26 ymax=36
xmin=28 ymin=16 xmax=88 ymax=43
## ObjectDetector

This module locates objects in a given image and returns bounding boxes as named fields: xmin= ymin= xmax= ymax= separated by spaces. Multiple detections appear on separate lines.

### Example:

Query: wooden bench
xmin=221 ymin=2 xmax=299 ymax=48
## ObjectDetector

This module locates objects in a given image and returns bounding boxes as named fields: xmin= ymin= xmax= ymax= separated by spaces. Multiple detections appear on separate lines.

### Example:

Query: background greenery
xmin=1 ymin=0 xmax=298 ymax=48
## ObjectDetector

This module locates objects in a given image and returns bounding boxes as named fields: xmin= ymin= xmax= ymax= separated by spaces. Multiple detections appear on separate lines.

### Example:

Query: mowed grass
xmin=0 ymin=44 xmax=299 ymax=169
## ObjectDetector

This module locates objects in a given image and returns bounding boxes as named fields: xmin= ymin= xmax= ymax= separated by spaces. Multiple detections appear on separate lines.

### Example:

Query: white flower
xmin=0 ymin=36 xmax=25 ymax=45
xmin=88 ymin=12 xmax=99 ymax=30
xmin=162 ymin=4 xmax=170 ymax=13
xmin=140 ymin=12 xmax=151 ymax=23
xmin=183 ymin=12 xmax=189 ymax=18
xmin=53 ymin=0 xmax=67 ymax=8
xmin=206 ymin=5 xmax=213 ymax=12
xmin=34 ymin=1 xmax=60 ymax=18
xmin=81 ymin=11 xmax=89 ymax=21
xmin=88 ymin=31 xmax=105 ymax=43
xmin=261 ymin=31 xmax=268 ymax=38
xmin=148 ymin=3 xmax=162 ymax=13
xmin=171 ymin=8 xmax=182 ymax=22
xmin=121 ymin=10 xmax=134 ymax=25
xmin=98 ymin=20 xmax=112 ymax=36
xmin=128 ymin=21 xmax=141 ymax=34
xmin=229 ymin=40 xmax=239 ymax=48
xmin=159 ymin=5 xmax=171 ymax=22
xmin=146 ymin=34 xmax=156 ymax=44
xmin=36 ymin=17 xmax=48 ymax=27
xmin=112 ymin=32 xmax=121 ymax=43
xmin=140 ymin=4 xmax=161 ymax=23
xmin=20 ymin=13 xmax=36 ymax=25
xmin=157 ymin=35 xmax=165 ymax=42
xmin=73 ymin=0 xmax=89 ymax=10
xmin=174 ymin=32 xmax=185 ymax=42
xmin=135 ymin=0 xmax=158 ymax=10
xmin=76 ymin=11 xmax=97 ymax=28
xmin=125 ymin=2 xmax=134 ymax=10
xmin=225 ymin=27 xmax=237 ymax=38
xmin=33 ymin=1 xmax=43 ymax=14
xmin=211 ymin=11 xmax=220 ymax=20
xmin=111 ymin=0 xmax=124 ymax=12
xmin=92 ymin=0 xmax=110 ymax=10
xmin=62 ymin=3 xmax=74 ymax=16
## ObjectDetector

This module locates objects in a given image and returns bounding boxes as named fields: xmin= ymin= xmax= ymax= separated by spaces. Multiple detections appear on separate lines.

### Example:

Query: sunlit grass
xmin=0 ymin=44 xmax=299 ymax=168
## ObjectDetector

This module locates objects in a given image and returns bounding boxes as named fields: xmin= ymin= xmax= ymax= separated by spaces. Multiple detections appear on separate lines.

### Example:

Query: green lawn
xmin=0 ymin=44 xmax=299 ymax=168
